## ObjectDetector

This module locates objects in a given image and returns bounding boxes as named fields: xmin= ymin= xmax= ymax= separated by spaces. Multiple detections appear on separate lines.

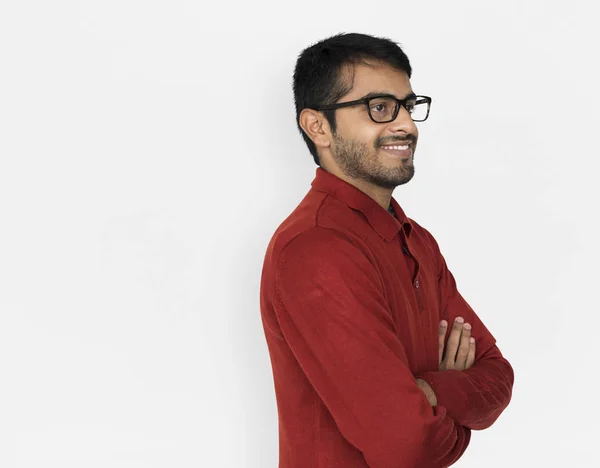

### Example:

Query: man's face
xmin=327 ymin=61 xmax=419 ymax=190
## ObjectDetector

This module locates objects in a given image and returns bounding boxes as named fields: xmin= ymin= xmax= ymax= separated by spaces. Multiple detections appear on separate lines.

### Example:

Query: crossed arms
xmin=414 ymin=231 xmax=514 ymax=431
xmin=274 ymin=227 xmax=514 ymax=467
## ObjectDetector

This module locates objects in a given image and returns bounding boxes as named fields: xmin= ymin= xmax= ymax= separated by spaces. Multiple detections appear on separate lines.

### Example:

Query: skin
xmin=300 ymin=60 xmax=476 ymax=406
xmin=299 ymin=59 xmax=419 ymax=211
xmin=417 ymin=317 xmax=477 ymax=406
xmin=439 ymin=317 xmax=476 ymax=372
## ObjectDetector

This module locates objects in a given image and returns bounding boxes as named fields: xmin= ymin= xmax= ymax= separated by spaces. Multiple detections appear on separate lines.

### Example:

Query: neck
xmin=350 ymin=178 xmax=393 ymax=211
xmin=321 ymin=164 xmax=393 ymax=211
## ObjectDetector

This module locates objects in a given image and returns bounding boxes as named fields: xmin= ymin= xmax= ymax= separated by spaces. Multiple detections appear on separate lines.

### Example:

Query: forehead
xmin=341 ymin=61 xmax=413 ymax=99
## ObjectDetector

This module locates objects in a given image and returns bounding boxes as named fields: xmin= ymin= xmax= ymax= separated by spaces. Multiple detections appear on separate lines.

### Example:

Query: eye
xmin=369 ymin=98 xmax=395 ymax=115
xmin=370 ymin=103 xmax=389 ymax=114
xmin=367 ymin=97 xmax=397 ymax=121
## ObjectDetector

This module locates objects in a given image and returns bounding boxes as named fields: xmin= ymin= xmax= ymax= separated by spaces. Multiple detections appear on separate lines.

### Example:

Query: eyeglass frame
xmin=315 ymin=92 xmax=432 ymax=123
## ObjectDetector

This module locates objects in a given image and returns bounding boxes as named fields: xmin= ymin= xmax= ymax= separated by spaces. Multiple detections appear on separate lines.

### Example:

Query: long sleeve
xmin=274 ymin=227 xmax=470 ymax=468
xmin=415 ymin=233 xmax=514 ymax=430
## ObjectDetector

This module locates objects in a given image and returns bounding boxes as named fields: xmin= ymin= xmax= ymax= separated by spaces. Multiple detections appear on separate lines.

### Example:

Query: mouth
xmin=379 ymin=141 xmax=413 ymax=158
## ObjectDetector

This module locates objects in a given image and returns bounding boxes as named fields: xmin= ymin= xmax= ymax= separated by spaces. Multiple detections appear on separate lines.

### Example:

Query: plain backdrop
xmin=1 ymin=0 xmax=599 ymax=467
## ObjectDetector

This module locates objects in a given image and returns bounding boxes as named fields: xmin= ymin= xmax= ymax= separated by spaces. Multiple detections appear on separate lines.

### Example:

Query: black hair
xmin=293 ymin=32 xmax=412 ymax=166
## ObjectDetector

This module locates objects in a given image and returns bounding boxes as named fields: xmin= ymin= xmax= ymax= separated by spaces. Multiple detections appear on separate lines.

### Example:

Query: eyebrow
xmin=361 ymin=91 xmax=417 ymax=100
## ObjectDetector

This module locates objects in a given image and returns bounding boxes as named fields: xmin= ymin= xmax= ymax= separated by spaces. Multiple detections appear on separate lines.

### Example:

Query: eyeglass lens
xmin=368 ymin=96 xmax=429 ymax=122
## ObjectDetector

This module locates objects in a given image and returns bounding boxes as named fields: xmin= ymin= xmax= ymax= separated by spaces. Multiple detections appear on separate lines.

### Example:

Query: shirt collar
xmin=311 ymin=167 xmax=413 ymax=242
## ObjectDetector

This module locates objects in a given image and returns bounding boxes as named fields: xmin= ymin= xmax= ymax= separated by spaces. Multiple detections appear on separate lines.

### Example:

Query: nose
xmin=387 ymin=105 xmax=418 ymax=135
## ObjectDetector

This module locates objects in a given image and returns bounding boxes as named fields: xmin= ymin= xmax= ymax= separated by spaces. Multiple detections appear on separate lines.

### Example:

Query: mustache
xmin=377 ymin=135 xmax=416 ymax=146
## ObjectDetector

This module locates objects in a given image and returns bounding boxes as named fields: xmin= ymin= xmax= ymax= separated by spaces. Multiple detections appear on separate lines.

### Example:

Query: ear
xmin=299 ymin=108 xmax=332 ymax=150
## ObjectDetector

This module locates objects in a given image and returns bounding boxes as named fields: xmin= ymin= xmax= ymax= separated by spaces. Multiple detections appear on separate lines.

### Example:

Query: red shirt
xmin=260 ymin=167 xmax=514 ymax=467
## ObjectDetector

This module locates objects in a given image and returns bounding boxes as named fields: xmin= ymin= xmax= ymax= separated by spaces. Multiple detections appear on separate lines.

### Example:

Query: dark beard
xmin=331 ymin=134 xmax=415 ymax=189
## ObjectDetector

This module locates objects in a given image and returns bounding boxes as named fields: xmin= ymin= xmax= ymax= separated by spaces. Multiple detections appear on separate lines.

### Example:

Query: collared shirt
xmin=259 ymin=167 xmax=514 ymax=468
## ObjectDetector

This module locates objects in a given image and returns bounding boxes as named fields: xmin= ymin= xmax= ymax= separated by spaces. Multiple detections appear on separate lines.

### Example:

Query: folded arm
xmin=415 ymin=232 xmax=515 ymax=430
xmin=275 ymin=227 xmax=470 ymax=468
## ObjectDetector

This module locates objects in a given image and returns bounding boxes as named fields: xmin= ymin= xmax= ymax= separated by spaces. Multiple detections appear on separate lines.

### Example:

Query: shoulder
xmin=267 ymin=190 xmax=375 ymax=265
xmin=278 ymin=225 xmax=373 ymax=269
xmin=274 ymin=226 xmax=386 ymax=299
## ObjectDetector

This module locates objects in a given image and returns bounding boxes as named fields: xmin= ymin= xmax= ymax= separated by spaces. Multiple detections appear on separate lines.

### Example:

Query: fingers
xmin=415 ymin=378 xmax=437 ymax=407
xmin=438 ymin=320 xmax=447 ymax=364
xmin=441 ymin=317 xmax=464 ymax=369
xmin=454 ymin=322 xmax=471 ymax=370
xmin=466 ymin=337 xmax=476 ymax=369
xmin=439 ymin=317 xmax=476 ymax=371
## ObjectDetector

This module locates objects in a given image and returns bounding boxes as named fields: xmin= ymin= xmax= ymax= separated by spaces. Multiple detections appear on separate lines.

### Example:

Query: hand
xmin=438 ymin=316 xmax=476 ymax=371
xmin=415 ymin=378 xmax=437 ymax=406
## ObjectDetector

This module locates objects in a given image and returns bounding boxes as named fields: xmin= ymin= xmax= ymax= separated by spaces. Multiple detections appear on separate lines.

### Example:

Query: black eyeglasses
xmin=316 ymin=93 xmax=432 ymax=123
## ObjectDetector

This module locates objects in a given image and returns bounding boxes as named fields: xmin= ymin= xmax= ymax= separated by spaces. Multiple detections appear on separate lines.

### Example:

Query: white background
xmin=1 ymin=0 xmax=598 ymax=466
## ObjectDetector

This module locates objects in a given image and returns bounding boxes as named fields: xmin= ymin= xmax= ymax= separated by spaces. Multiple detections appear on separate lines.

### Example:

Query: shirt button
xmin=415 ymin=280 xmax=419 ymax=288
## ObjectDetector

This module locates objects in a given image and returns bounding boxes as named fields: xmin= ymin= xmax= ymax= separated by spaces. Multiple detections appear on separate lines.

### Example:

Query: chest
xmin=373 ymin=234 xmax=442 ymax=374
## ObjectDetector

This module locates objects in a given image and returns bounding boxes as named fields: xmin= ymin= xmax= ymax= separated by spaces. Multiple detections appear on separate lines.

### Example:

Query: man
xmin=259 ymin=32 xmax=514 ymax=467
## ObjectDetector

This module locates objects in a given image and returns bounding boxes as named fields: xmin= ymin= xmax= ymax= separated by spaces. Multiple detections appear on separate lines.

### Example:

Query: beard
xmin=330 ymin=132 xmax=415 ymax=190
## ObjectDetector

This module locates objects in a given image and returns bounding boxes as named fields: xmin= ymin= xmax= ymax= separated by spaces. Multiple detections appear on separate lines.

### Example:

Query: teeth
xmin=382 ymin=145 xmax=409 ymax=150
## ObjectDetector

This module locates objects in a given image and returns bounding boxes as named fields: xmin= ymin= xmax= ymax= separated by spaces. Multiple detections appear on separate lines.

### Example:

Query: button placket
xmin=398 ymin=233 xmax=424 ymax=313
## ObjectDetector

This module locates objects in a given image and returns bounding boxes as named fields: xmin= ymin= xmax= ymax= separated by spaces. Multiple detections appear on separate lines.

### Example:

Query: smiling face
xmin=321 ymin=61 xmax=419 ymax=190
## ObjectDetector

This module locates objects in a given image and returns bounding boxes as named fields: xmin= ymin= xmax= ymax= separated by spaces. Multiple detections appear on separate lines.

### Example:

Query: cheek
xmin=364 ymin=129 xmax=385 ymax=150
xmin=340 ymin=116 xmax=380 ymax=145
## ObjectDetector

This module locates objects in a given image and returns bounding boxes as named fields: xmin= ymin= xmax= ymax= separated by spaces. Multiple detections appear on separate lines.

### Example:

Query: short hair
xmin=293 ymin=32 xmax=413 ymax=166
